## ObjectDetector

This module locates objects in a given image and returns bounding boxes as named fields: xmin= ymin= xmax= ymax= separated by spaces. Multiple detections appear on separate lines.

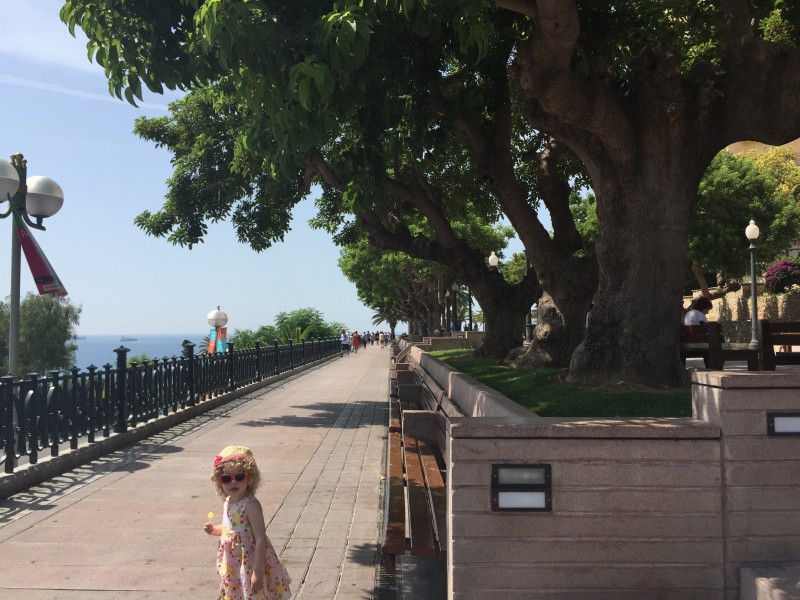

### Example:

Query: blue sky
xmin=0 ymin=2 xmax=381 ymax=336
xmin=0 ymin=2 xmax=529 ymax=337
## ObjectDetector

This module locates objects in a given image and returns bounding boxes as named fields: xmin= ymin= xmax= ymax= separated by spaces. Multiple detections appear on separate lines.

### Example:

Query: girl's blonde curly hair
xmin=210 ymin=445 xmax=261 ymax=499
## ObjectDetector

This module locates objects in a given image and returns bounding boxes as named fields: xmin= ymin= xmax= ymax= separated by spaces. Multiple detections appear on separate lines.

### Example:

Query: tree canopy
xmin=690 ymin=148 xmax=800 ymax=285
xmin=61 ymin=0 xmax=800 ymax=387
xmin=0 ymin=294 xmax=81 ymax=374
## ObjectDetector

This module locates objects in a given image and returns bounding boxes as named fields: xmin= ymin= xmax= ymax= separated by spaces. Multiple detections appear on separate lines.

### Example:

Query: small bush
xmin=764 ymin=259 xmax=800 ymax=293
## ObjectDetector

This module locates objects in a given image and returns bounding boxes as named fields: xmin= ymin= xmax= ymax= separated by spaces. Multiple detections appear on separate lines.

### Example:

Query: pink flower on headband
xmin=212 ymin=455 xmax=224 ymax=469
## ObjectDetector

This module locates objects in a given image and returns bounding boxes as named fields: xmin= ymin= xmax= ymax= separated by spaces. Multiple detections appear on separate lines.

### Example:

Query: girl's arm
xmin=245 ymin=498 xmax=268 ymax=593
xmin=203 ymin=521 xmax=222 ymax=536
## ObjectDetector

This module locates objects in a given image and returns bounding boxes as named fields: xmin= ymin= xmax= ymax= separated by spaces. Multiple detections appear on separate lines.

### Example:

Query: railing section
xmin=0 ymin=338 xmax=339 ymax=474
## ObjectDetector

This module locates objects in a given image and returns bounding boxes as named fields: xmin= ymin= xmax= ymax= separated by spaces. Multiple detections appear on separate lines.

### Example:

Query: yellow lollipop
xmin=208 ymin=512 xmax=214 ymax=520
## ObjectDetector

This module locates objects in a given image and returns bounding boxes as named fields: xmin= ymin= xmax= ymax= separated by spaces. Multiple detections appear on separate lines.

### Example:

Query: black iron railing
xmin=0 ymin=338 xmax=339 ymax=474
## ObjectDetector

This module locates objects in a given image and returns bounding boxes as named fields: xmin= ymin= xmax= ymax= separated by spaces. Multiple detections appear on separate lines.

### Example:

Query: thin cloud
xmin=0 ymin=73 xmax=170 ymax=112
xmin=0 ymin=2 xmax=100 ymax=75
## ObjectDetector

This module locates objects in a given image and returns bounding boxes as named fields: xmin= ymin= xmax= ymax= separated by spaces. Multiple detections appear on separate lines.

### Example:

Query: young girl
xmin=204 ymin=445 xmax=292 ymax=599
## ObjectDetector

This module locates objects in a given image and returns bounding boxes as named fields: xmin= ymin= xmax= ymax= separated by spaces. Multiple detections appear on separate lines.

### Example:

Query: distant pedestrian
xmin=379 ymin=332 xmax=386 ymax=348
xmin=352 ymin=331 xmax=361 ymax=353
xmin=340 ymin=329 xmax=351 ymax=356
xmin=204 ymin=445 xmax=292 ymax=599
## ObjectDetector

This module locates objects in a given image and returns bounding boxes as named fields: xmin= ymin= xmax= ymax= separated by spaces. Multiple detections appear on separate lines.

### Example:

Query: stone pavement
xmin=0 ymin=345 xmax=392 ymax=599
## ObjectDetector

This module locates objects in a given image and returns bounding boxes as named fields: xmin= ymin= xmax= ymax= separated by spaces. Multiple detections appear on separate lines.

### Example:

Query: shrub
xmin=764 ymin=259 xmax=800 ymax=293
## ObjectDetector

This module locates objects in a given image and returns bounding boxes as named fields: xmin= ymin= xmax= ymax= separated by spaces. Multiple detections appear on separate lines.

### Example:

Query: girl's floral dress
xmin=217 ymin=495 xmax=292 ymax=599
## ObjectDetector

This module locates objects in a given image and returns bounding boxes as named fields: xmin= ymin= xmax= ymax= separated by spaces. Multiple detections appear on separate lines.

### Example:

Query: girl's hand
xmin=251 ymin=570 xmax=264 ymax=593
xmin=203 ymin=522 xmax=215 ymax=535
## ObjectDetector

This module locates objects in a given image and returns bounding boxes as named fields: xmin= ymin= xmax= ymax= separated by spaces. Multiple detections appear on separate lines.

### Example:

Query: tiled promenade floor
xmin=0 ymin=346 xmax=391 ymax=599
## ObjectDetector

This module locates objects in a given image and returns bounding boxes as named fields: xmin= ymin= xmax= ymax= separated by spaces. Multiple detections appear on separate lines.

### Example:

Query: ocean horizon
xmin=74 ymin=333 xmax=207 ymax=369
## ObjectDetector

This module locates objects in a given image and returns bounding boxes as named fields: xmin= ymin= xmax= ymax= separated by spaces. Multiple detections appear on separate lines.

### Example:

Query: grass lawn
xmin=431 ymin=349 xmax=692 ymax=418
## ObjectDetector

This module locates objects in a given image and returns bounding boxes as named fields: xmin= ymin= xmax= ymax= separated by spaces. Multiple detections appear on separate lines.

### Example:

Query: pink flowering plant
xmin=764 ymin=259 xmax=800 ymax=293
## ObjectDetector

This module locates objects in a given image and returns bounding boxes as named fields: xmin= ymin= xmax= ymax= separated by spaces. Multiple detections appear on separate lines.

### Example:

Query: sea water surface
xmin=74 ymin=334 xmax=207 ymax=369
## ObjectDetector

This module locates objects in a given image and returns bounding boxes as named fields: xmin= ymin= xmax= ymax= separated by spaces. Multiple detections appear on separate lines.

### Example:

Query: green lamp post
xmin=0 ymin=154 xmax=64 ymax=376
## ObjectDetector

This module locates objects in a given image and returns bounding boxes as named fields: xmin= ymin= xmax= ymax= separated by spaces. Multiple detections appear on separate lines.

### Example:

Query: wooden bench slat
xmin=388 ymin=397 xmax=402 ymax=433
xmin=382 ymin=431 xmax=407 ymax=555
xmin=403 ymin=433 xmax=440 ymax=557
xmin=416 ymin=438 xmax=447 ymax=550
xmin=760 ymin=320 xmax=800 ymax=370
xmin=680 ymin=323 xmax=758 ymax=370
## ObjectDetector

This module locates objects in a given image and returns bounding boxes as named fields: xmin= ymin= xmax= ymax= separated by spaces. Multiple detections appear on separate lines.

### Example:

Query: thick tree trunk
xmin=512 ymin=257 xmax=597 ymax=368
xmin=475 ymin=297 xmax=529 ymax=358
xmin=568 ymin=169 xmax=696 ymax=387
xmin=512 ymin=291 xmax=588 ymax=368
xmin=471 ymin=273 xmax=539 ymax=358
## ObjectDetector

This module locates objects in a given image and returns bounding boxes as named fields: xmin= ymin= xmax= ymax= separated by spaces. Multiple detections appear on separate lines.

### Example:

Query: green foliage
xmin=570 ymin=191 xmax=598 ymax=249
xmin=432 ymin=351 xmax=691 ymax=418
xmin=0 ymin=294 xmax=81 ymax=374
xmin=231 ymin=308 xmax=340 ymax=348
xmin=230 ymin=326 xmax=278 ymax=348
xmin=759 ymin=8 xmax=797 ymax=46
xmin=275 ymin=307 xmax=340 ymax=339
xmin=499 ymin=252 xmax=527 ymax=285
xmin=127 ymin=353 xmax=151 ymax=365
xmin=690 ymin=150 xmax=800 ymax=278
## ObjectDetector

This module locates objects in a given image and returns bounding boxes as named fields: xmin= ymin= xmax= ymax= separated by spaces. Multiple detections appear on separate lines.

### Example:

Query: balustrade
xmin=1 ymin=338 xmax=339 ymax=474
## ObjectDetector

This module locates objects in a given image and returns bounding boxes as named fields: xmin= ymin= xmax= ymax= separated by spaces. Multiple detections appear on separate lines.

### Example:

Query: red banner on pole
xmin=12 ymin=207 xmax=68 ymax=297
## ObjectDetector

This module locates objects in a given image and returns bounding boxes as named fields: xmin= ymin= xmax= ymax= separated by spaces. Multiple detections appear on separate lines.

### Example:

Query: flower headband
xmin=212 ymin=445 xmax=255 ymax=470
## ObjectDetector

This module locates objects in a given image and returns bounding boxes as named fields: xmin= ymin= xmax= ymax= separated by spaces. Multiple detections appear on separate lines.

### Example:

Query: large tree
xmin=689 ymin=148 xmax=800 ymax=295
xmin=0 ymin=294 xmax=81 ymax=374
xmin=61 ymin=1 xmax=800 ymax=387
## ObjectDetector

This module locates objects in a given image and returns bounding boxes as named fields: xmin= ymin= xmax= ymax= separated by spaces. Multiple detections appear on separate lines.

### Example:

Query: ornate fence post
xmin=102 ymin=363 xmax=113 ymax=437
xmin=2 ymin=375 xmax=15 ymax=474
xmin=227 ymin=341 xmax=236 ymax=392
xmin=85 ymin=366 xmax=97 ymax=444
xmin=289 ymin=338 xmax=294 ymax=371
xmin=301 ymin=338 xmax=306 ymax=365
xmin=185 ymin=343 xmax=196 ymax=407
xmin=47 ymin=369 xmax=61 ymax=456
xmin=114 ymin=346 xmax=129 ymax=434
xmin=255 ymin=341 xmax=262 ymax=381
xmin=69 ymin=366 xmax=81 ymax=449
xmin=274 ymin=340 xmax=280 ymax=375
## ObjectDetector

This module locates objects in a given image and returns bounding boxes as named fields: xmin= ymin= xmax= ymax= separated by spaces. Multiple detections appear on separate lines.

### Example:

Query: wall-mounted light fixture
xmin=767 ymin=412 xmax=800 ymax=436
xmin=491 ymin=464 xmax=551 ymax=511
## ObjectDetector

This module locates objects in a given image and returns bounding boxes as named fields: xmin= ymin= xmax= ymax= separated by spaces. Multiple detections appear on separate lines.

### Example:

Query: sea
xmin=74 ymin=334 xmax=207 ymax=369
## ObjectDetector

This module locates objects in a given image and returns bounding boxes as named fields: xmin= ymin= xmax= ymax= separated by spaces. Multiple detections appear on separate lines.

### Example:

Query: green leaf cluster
xmin=0 ymin=294 xmax=82 ymax=374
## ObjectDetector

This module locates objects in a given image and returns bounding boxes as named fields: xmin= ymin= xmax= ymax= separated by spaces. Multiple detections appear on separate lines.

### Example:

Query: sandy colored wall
xmin=447 ymin=418 xmax=724 ymax=599
xmin=442 ymin=371 xmax=800 ymax=599
xmin=692 ymin=370 xmax=800 ymax=600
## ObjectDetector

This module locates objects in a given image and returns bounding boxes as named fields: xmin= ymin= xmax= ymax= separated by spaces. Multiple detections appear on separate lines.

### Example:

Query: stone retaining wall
xmin=401 ymin=345 xmax=800 ymax=599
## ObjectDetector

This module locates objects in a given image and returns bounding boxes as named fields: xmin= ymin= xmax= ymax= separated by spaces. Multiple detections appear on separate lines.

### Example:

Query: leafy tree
xmin=275 ymin=308 xmax=340 ymax=339
xmin=231 ymin=325 xmax=279 ymax=349
xmin=61 ymin=1 xmax=800 ymax=387
xmin=0 ymin=293 xmax=81 ymax=374
xmin=689 ymin=150 xmax=800 ymax=295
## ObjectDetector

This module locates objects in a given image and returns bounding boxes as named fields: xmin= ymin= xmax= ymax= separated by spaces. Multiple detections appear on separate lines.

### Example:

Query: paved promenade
xmin=0 ymin=346 xmax=391 ymax=599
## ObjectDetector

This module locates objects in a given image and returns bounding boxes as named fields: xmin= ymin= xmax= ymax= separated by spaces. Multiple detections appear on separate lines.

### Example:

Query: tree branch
xmin=511 ymin=0 xmax=635 ymax=164
xmin=494 ymin=0 xmax=537 ymax=19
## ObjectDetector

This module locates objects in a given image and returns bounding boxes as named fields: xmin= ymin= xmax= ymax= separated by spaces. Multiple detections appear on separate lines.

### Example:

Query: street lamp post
xmin=0 ymin=154 xmax=64 ymax=376
xmin=207 ymin=305 xmax=229 ymax=353
xmin=746 ymin=220 xmax=760 ymax=350
xmin=451 ymin=281 xmax=459 ymax=331
xmin=444 ymin=290 xmax=450 ymax=333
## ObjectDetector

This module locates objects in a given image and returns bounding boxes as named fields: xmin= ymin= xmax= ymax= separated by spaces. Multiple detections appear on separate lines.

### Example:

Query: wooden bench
xmin=382 ymin=353 xmax=452 ymax=571
xmin=759 ymin=319 xmax=800 ymax=370
xmin=680 ymin=323 xmax=759 ymax=371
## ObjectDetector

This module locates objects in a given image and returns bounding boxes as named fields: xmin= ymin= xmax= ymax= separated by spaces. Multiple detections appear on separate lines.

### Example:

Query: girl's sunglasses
xmin=219 ymin=472 xmax=247 ymax=484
